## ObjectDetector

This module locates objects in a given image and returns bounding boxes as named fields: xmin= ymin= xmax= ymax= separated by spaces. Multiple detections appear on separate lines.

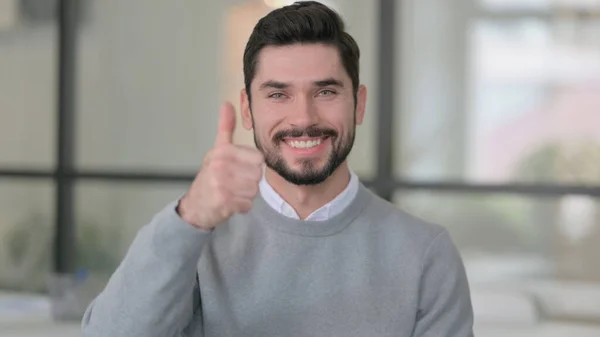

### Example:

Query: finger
xmin=215 ymin=102 xmax=237 ymax=146
xmin=217 ymin=162 xmax=261 ymax=197
xmin=231 ymin=158 xmax=264 ymax=183
xmin=213 ymin=162 xmax=261 ymax=192
xmin=232 ymin=146 xmax=265 ymax=167
xmin=209 ymin=145 xmax=264 ymax=170
xmin=228 ymin=176 xmax=261 ymax=199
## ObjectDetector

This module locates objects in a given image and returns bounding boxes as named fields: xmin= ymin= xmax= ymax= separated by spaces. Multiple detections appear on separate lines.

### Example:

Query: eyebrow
xmin=258 ymin=78 xmax=344 ymax=90
xmin=314 ymin=78 xmax=344 ymax=88
xmin=259 ymin=80 xmax=289 ymax=90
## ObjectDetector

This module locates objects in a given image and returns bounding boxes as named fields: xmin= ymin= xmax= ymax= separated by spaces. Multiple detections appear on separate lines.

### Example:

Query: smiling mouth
xmin=283 ymin=137 xmax=328 ymax=149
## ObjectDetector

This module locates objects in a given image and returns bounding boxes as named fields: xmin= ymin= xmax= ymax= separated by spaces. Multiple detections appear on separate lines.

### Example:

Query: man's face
xmin=241 ymin=44 xmax=366 ymax=185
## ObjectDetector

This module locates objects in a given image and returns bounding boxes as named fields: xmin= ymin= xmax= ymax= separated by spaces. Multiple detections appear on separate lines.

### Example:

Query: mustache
xmin=273 ymin=126 xmax=337 ymax=143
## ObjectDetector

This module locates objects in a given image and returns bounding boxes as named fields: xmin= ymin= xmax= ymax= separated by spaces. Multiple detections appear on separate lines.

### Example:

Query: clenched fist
xmin=177 ymin=102 xmax=264 ymax=230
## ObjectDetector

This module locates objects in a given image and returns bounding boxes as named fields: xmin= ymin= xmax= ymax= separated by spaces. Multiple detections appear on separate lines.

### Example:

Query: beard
xmin=254 ymin=124 xmax=355 ymax=186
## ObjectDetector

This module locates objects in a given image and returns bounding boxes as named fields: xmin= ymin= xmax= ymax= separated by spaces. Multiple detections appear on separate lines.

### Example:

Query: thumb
xmin=215 ymin=102 xmax=236 ymax=146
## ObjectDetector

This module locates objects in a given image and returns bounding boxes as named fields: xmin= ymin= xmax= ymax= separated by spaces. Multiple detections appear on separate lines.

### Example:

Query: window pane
xmin=75 ymin=181 xmax=188 ymax=291
xmin=394 ymin=0 xmax=471 ymax=181
xmin=76 ymin=1 xmax=223 ymax=171
xmin=0 ymin=179 xmax=54 ymax=292
xmin=469 ymin=20 xmax=600 ymax=185
xmin=394 ymin=191 xmax=600 ymax=328
xmin=0 ymin=6 xmax=56 ymax=168
xmin=395 ymin=9 xmax=600 ymax=185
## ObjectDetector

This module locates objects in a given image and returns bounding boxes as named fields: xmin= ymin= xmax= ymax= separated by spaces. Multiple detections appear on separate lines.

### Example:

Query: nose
xmin=288 ymin=96 xmax=319 ymax=128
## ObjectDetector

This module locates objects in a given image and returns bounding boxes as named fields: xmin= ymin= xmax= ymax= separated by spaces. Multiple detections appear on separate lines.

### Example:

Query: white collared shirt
xmin=259 ymin=170 xmax=359 ymax=221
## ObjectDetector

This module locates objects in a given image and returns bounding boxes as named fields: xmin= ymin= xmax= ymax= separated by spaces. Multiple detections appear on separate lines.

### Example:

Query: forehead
xmin=253 ymin=44 xmax=348 ymax=88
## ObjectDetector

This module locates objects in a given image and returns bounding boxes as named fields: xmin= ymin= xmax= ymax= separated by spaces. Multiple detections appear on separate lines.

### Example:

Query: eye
xmin=268 ymin=92 xmax=286 ymax=99
xmin=318 ymin=89 xmax=336 ymax=96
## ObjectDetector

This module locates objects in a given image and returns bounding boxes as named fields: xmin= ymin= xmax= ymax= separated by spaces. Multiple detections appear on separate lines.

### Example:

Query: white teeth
xmin=288 ymin=139 xmax=322 ymax=149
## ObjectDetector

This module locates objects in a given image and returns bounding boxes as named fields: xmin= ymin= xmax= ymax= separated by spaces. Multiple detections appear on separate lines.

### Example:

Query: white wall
xmin=76 ymin=0 xmax=224 ymax=171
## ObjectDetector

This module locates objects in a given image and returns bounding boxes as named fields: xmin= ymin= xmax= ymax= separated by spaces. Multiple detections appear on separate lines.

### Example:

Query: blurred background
xmin=1 ymin=0 xmax=600 ymax=336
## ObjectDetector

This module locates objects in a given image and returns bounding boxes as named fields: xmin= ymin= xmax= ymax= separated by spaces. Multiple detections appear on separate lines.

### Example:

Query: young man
xmin=81 ymin=2 xmax=474 ymax=336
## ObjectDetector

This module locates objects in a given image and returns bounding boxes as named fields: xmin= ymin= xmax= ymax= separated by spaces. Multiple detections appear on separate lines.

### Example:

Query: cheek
xmin=333 ymin=114 xmax=355 ymax=135
xmin=325 ymin=101 xmax=355 ymax=127
xmin=253 ymin=119 xmax=278 ymax=143
xmin=256 ymin=112 xmax=286 ymax=139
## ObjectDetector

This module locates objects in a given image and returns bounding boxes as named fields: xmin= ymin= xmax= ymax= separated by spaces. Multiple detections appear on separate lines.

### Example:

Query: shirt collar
xmin=258 ymin=169 xmax=360 ymax=221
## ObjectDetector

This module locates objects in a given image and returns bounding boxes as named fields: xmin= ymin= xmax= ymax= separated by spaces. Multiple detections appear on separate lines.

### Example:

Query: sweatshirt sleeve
xmin=411 ymin=229 xmax=474 ymax=337
xmin=81 ymin=200 xmax=213 ymax=337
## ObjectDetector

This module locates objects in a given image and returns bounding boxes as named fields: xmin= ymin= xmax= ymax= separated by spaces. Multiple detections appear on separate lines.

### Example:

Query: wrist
xmin=176 ymin=196 xmax=215 ymax=231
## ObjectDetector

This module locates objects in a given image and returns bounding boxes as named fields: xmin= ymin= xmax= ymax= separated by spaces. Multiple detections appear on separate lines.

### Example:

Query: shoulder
xmin=363 ymin=188 xmax=448 ymax=246
xmin=364 ymin=190 xmax=466 ymax=275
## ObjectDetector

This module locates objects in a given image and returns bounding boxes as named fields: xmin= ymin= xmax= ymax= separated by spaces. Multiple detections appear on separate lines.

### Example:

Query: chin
xmin=282 ymin=171 xmax=331 ymax=186
xmin=292 ymin=158 xmax=328 ymax=171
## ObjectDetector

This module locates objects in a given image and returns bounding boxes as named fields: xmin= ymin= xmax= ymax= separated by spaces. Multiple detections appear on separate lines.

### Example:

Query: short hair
xmin=243 ymin=1 xmax=360 ymax=103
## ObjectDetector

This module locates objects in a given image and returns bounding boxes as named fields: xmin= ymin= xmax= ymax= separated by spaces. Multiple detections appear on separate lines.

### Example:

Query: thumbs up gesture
xmin=177 ymin=102 xmax=265 ymax=230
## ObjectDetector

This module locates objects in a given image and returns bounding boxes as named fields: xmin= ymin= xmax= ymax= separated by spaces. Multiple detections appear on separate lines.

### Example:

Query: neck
xmin=265 ymin=163 xmax=352 ymax=220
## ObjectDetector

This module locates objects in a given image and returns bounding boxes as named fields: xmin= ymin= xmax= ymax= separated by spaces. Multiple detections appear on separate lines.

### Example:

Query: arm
xmin=81 ymin=200 xmax=212 ymax=337
xmin=411 ymin=229 xmax=474 ymax=337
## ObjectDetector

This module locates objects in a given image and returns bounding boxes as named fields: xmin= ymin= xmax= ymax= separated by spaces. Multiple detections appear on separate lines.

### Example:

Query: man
xmin=81 ymin=1 xmax=474 ymax=336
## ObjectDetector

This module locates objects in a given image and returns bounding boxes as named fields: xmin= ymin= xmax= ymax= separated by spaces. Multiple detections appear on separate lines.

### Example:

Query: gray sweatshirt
xmin=81 ymin=183 xmax=474 ymax=337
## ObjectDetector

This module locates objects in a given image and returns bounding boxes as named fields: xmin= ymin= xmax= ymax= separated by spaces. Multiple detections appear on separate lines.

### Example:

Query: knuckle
xmin=210 ymin=145 xmax=224 ymax=158
xmin=208 ymin=157 xmax=225 ymax=171
xmin=217 ymin=207 xmax=232 ymax=221
xmin=214 ymin=190 xmax=231 ymax=207
xmin=209 ymin=159 xmax=233 ymax=175
xmin=209 ymin=145 xmax=230 ymax=162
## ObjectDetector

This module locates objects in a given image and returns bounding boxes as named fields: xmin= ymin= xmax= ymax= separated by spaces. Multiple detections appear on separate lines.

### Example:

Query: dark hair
xmin=243 ymin=1 xmax=360 ymax=104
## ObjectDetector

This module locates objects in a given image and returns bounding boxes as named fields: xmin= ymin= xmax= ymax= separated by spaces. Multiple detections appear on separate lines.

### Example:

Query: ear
xmin=240 ymin=89 xmax=253 ymax=130
xmin=355 ymin=85 xmax=367 ymax=125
